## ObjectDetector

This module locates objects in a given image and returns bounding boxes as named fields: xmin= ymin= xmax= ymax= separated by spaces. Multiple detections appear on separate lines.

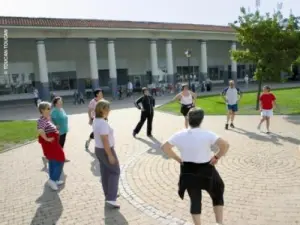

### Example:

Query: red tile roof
xmin=0 ymin=16 xmax=234 ymax=33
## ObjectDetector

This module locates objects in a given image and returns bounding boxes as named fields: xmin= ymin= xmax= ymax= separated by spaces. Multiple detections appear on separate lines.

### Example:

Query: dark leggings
xmin=187 ymin=166 xmax=224 ymax=214
xmin=59 ymin=134 xmax=67 ymax=148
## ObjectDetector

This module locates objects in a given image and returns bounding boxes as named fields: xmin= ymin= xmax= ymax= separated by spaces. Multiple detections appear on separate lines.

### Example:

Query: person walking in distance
xmin=93 ymin=100 xmax=120 ymax=208
xmin=127 ymin=80 xmax=133 ymax=97
xmin=257 ymin=85 xmax=276 ymax=134
xmin=162 ymin=108 xmax=229 ymax=225
xmin=33 ymin=87 xmax=39 ymax=107
xmin=221 ymin=80 xmax=242 ymax=130
xmin=85 ymin=89 xmax=104 ymax=151
xmin=173 ymin=84 xmax=197 ymax=128
xmin=133 ymin=87 xmax=155 ymax=138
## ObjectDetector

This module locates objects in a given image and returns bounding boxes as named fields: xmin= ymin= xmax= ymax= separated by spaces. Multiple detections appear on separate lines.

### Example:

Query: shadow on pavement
xmin=87 ymin=150 xmax=101 ymax=177
xmin=104 ymin=205 xmax=128 ymax=225
xmin=30 ymin=179 xmax=66 ymax=225
xmin=283 ymin=115 xmax=300 ymax=125
xmin=136 ymin=136 xmax=168 ymax=159
xmin=231 ymin=127 xmax=300 ymax=145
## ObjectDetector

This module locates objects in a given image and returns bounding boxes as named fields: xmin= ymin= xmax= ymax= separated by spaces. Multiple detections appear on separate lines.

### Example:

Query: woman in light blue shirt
xmin=51 ymin=96 xmax=70 ymax=162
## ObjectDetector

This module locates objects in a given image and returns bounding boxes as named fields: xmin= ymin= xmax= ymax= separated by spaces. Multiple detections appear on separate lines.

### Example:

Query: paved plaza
xmin=1 ymin=99 xmax=300 ymax=225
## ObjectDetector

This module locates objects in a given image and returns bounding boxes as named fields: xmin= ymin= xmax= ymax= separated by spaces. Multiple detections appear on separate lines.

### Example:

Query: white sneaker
xmin=56 ymin=180 xmax=64 ymax=185
xmin=105 ymin=201 xmax=120 ymax=208
xmin=47 ymin=179 xmax=58 ymax=191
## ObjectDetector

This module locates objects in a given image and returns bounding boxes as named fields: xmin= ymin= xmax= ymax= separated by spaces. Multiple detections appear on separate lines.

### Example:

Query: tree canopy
xmin=230 ymin=7 xmax=300 ymax=82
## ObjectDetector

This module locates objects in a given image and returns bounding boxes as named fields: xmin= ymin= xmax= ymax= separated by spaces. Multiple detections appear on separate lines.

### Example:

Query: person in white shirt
xmin=127 ymin=80 xmax=133 ymax=97
xmin=161 ymin=108 xmax=229 ymax=225
xmin=33 ymin=87 xmax=39 ymax=107
xmin=221 ymin=80 xmax=242 ymax=130
xmin=173 ymin=84 xmax=197 ymax=128
xmin=244 ymin=74 xmax=249 ymax=88
xmin=93 ymin=99 xmax=120 ymax=208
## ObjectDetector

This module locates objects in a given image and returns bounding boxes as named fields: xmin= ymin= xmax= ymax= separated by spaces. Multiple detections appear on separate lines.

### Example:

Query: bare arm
xmin=189 ymin=91 xmax=197 ymax=105
xmin=214 ymin=138 xmax=229 ymax=159
xmin=88 ymin=108 xmax=93 ymax=120
xmin=37 ymin=129 xmax=52 ymax=142
xmin=161 ymin=142 xmax=182 ymax=163
xmin=172 ymin=93 xmax=182 ymax=102
xmin=100 ymin=135 xmax=113 ymax=156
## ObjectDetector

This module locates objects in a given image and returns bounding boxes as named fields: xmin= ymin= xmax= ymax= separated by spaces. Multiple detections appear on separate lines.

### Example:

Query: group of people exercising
xmin=37 ymin=79 xmax=277 ymax=225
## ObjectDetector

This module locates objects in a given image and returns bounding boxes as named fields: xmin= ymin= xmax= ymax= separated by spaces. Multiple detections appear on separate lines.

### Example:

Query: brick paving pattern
xmin=1 ymin=101 xmax=300 ymax=224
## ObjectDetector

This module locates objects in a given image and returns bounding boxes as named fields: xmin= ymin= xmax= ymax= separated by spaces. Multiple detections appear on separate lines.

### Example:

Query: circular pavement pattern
xmin=121 ymin=115 xmax=300 ymax=225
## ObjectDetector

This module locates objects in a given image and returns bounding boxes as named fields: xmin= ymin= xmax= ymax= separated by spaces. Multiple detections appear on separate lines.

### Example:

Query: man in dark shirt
xmin=133 ymin=87 xmax=155 ymax=137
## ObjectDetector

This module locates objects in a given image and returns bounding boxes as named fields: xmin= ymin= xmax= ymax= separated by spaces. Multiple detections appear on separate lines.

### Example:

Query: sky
xmin=0 ymin=0 xmax=298 ymax=26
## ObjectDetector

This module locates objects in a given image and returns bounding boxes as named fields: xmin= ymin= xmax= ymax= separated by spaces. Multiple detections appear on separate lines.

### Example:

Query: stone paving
xmin=1 ymin=101 xmax=300 ymax=224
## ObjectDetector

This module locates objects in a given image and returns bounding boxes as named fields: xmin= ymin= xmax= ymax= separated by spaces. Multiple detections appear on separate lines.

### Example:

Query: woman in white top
xmin=173 ymin=84 xmax=197 ymax=128
xmin=93 ymin=100 xmax=120 ymax=208
xmin=162 ymin=108 xmax=229 ymax=225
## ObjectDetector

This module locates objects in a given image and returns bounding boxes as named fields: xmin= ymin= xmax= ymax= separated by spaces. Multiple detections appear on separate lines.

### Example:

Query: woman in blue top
xmin=51 ymin=96 xmax=70 ymax=162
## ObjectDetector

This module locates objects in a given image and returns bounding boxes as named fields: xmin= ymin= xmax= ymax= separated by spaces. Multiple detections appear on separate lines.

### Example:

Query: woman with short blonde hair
xmin=93 ymin=99 xmax=120 ymax=208
xmin=37 ymin=101 xmax=65 ymax=191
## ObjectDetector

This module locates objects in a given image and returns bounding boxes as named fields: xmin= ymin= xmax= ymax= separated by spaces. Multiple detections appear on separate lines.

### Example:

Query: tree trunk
xmin=255 ymin=76 xmax=263 ymax=110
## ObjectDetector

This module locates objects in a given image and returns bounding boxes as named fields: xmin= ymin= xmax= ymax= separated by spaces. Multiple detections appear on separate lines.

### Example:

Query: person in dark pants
xmin=133 ymin=87 xmax=155 ymax=138
xmin=93 ymin=99 xmax=120 ymax=208
xmin=51 ymin=96 xmax=70 ymax=162
xmin=162 ymin=108 xmax=229 ymax=225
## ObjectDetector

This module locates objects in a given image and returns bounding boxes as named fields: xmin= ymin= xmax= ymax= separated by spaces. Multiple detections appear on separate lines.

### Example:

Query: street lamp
xmin=184 ymin=49 xmax=192 ymax=89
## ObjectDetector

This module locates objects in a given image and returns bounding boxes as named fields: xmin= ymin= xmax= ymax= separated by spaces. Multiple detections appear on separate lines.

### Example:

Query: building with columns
xmin=0 ymin=16 xmax=254 ymax=101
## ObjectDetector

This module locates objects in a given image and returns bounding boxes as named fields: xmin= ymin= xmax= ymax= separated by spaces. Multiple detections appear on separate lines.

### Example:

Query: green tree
xmin=230 ymin=7 xmax=300 ymax=109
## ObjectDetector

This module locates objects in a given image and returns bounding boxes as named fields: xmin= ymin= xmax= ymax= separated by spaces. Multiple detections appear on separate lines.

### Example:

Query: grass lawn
xmin=158 ymin=87 xmax=300 ymax=115
xmin=0 ymin=120 xmax=37 ymax=152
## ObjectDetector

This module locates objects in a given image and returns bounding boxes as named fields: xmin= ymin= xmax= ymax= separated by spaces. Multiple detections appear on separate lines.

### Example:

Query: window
xmin=208 ymin=67 xmax=219 ymax=80
xmin=237 ymin=65 xmax=246 ymax=79
xmin=49 ymin=71 xmax=77 ymax=91
xmin=0 ymin=73 xmax=34 ymax=95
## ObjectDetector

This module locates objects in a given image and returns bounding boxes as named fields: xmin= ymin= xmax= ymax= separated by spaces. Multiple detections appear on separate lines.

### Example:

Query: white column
xmin=231 ymin=41 xmax=238 ymax=83
xmin=108 ymin=40 xmax=117 ymax=98
xmin=36 ymin=40 xmax=48 ymax=83
xmin=36 ymin=40 xmax=49 ymax=100
xmin=150 ymin=39 xmax=159 ymax=82
xmin=166 ymin=40 xmax=174 ymax=75
xmin=88 ymin=39 xmax=99 ymax=89
xmin=200 ymin=40 xmax=208 ymax=81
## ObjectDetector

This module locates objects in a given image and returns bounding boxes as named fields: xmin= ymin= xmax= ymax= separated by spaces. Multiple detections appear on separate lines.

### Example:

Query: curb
xmin=0 ymin=139 xmax=36 ymax=154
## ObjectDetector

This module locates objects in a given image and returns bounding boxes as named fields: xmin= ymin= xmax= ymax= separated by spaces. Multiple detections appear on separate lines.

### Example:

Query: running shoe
xmin=105 ymin=201 xmax=120 ymax=209
xmin=47 ymin=179 xmax=58 ymax=191
xmin=225 ymin=124 xmax=229 ymax=130
xmin=230 ymin=123 xmax=235 ymax=128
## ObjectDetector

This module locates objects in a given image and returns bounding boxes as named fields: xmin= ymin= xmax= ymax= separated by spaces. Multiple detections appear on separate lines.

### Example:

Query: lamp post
xmin=184 ymin=49 xmax=192 ymax=89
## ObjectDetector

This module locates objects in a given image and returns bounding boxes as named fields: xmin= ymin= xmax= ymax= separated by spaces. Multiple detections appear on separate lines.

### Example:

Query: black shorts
xmin=181 ymin=104 xmax=194 ymax=117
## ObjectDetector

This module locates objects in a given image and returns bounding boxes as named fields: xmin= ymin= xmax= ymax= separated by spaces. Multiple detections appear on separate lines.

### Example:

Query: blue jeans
xmin=49 ymin=160 xmax=64 ymax=181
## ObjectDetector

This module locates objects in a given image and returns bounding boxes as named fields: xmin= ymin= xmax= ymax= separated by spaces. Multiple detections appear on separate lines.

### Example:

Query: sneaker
xmin=147 ymin=134 xmax=153 ymax=138
xmin=225 ymin=124 xmax=229 ymax=130
xmin=56 ymin=180 xmax=64 ymax=185
xmin=230 ymin=123 xmax=235 ymax=128
xmin=85 ymin=140 xmax=89 ymax=151
xmin=133 ymin=132 xmax=137 ymax=138
xmin=47 ymin=179 xmax=58 ymax=191
xmin=105 ymin=201 xmax=120 ymax=208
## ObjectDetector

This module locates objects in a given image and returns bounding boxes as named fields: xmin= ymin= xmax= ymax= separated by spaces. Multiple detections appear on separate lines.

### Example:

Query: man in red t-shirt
xmin=257 ymin=85 xmax=276 ymax=133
